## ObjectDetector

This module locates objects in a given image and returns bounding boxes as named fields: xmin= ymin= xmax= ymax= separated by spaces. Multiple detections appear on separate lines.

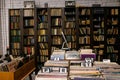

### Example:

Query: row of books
xmin=24 ymin=46 xmax=35 ymax=55
xmin=11 ymin=30 xmax=21 ymax=36
xmin=10 ymin=16 xmax=20 ymax=22
xmin=24 ymin=28 xmax=34 ymax=35
xmin=11 ymin=43 xmax=20 ymax=49
xmin=107 ymin=38 xmax=116 ymax=44
xmin=39 ymin=50 xmax=48 ymax=56
xmin=107 ymin=46 xmax=118 ymax=53
xmin=38 ymin=43 xmax=48 ymax=49
xmin=52 ymin=36 xmax=62 ymax=45
xmin=51 ymin=18 xmax=62 ymax=26
xmin=65 ymin=22 xmax=75 ymax=28
xmin=65 ymin=11 xmax=75 ymax=15
xmin=38 ymin=36 xmax=48 ymax=42
xmin=24 ymin=19 xmax=34 ymax=26
xmin=79 ymin=9 xmax=91 ymax=15
xmin=93 ymin=29 xmax=104 ymax=34
xmin=38 ymin=29 xmax=48 ymax=35
xmin=10 ymin=22 xmax=20 ymax=29
xmin=38 ymin=15 xmax=48 ymax=22
xmin=11 ymin=36 xmax=21 ymax=42
xmin=10 ymin=9 xmax=20 ymax=16
xmin=39 ymin=56 xmax=49 ymax=63
xmin=51 ymin=28 xmax=62 ymax=35
xmin=93 ymin=35 xmax=104 ymax=41
xmin=79 ymin=19 xmax=90 ymax=25
xmin=64 ymin=29 xmax=76 ymax=35
xmin=24 ymin=9 xmax=34 ymax=16
xmin=38 ymin=23 xmax=48 ymax=29
xmin=23 ymin=37 xmax=34 ymax=45
xmin=107 ymin=28 xmax=118 ymax=34
xmin=11 ymin=49 xmax=21 ymax=56
xmin=51 ymin=9 xmax=62 ymax=16
xmin=79 ymin=36 xmax=90 ymax=44
xmin=79 ymin=27 xmax=90 ymax=34
xmin=111 ymin=8 xmax=119 ymax=15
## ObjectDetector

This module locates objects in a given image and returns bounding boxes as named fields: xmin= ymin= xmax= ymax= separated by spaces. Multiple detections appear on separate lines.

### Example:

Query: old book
xmin=50 ymin=50 xmax=65 ymax=60
xmin=65 ymin=50 xmax=80 ymax=60
xmin=44 ymin=60 xmax=69 ymax=67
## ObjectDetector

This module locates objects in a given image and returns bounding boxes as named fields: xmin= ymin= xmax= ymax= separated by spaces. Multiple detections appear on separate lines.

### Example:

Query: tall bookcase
xmin=64 ymin=7 xmax=76 ymax=50
xmin=9 ymin=9 xmax=21 ymax=57
xmin=50 ymin=8 xmax=64 ymax=52
xmin=22 ymin=8 xmax=35 ymax=56
xmin=91 ymin=7 xmax=105 ymax=61
xmin=105 ymin=7 xmax=120 ymax=62
xmin=36 ymin=8 xmax=49 ymax=67
xmin=77 ymin=7 xmax=91 ymax=49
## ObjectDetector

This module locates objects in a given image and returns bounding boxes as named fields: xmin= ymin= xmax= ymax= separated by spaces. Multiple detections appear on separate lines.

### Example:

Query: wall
xmin=0 ymin=0 xmax=120 ymax=55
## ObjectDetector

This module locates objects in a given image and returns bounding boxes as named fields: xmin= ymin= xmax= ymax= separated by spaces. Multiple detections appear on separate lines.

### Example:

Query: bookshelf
xmin=105 ymin=7 xmax=120 ymax=62
xmin=23 ymin=8 xmax=35 ymax=56
xmin=64 ymin=7 xmax=76 ymax=50
xmin=37 ymin=8 xmax=49 ymax=67
xmin=77 ymin=7 xmax=91 ymax=49
xmin=50 ymin=8 xmax=64 ymax=52
xmin=91 ymin=7 xmax=105 ymax=61
xmin=9 ymin=9 xmax=21 ymax=57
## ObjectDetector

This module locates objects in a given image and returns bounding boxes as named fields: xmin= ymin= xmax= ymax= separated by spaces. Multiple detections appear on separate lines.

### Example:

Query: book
xmin=50 ymin=50 xmax=65 ymax=60
xmin=65 ymin=50 xmax=80 ymax=60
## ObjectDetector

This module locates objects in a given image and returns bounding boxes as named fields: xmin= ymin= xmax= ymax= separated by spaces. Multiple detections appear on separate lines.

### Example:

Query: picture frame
xmin=24 ymin=1 xmax=35 ymax=8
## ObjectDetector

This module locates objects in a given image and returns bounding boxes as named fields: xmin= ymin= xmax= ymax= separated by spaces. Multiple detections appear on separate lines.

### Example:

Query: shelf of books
xmin=9 ymin=9 xmax=21 ymax=57
xmin=50 ymin=8 xmax=63 ymax=52
xmin=37 ymin=8 xmax=49 ymax=66
xmin=77 ymin=7 xmax=91 ymax=49
xmin=23 ymin=8 xmax=35 ymax=56
xmin=92 ymin=7 xmax=105 ymax=61
xmin=64 ymin=7 xmax=76 ymax=50
xmin=106 ymin=7 xmax=120 ymax=62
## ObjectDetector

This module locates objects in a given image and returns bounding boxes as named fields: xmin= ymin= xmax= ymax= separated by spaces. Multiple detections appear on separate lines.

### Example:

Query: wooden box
xmin=0 ymin=59 xmax=35 ymax=80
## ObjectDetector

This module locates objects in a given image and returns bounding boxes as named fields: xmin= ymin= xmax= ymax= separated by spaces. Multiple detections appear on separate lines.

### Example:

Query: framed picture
xmin=59 ymin=67 xmax=67 ymax=73
xmin=24 ymin=1 xmax=35 ymax=8
xmin=65 ymin=1 xmax=75 ymax=7
xmin=42 ymin=67 xmax=51 ymax=73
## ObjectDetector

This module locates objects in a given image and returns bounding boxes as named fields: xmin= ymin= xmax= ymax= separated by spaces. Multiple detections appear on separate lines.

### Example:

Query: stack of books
xmin=35 ymin=49 xmax=69 ymax=80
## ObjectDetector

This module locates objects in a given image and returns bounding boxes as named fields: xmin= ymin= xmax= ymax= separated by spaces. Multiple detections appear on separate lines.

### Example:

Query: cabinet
xmin=0 ymin=59 xmax=35 ymax=80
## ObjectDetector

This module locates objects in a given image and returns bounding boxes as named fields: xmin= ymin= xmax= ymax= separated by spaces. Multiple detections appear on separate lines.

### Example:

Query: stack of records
xmin=44 ymin=60 xmax=69 ymax=67
xmin=35 ymin=70 xmax=68 ymax=80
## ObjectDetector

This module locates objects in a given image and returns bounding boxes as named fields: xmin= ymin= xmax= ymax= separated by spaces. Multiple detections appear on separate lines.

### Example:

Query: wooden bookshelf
xmin=77 ymin=7 xmax=91 ymax=49
xmin=91 ymin=7 xmax=105 ymax=61
xmin=64 ymin=7 xmax=76 ymax=50
xmin=0 ymin=59 xmax=35 ymax=80
xmin=37 ymin=8 xmax=49 ymax=67
xmin=50 ymin=8 xmax=64 ymax=52
xmin=9 ymin=9 xmax=21 ymax=57
xmin=105 ymin=7 xmax=120 ymax=62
